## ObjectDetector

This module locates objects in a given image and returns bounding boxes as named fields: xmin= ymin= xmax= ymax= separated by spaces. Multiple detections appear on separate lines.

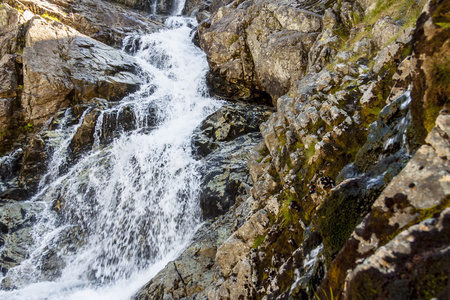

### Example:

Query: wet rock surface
xmin=132 ymin=193 xmax=254 ymax=300
xmin=0 ymin=200 xmax=44 ymax=274
xmin=197 ymin=132 xmax=262 ymax=219
xmin=0 ymin=0 xmax=164 ymax=278
xmin=111 ymin=0 xmax=177 ymax=15
xmin=132 ymin=103 xmax=272 ymax=299
xmin=193 ymin=102 xmax=273 ymax=219
xmin=192 ymin=102 xmax=273 ymax=157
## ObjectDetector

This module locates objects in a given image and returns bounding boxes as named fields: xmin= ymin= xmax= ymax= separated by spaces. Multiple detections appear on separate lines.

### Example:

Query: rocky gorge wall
xmin=135 ymin=0 xmax=450 ymax=299
xmin=0 ymin=0 xmax=449 ymax=299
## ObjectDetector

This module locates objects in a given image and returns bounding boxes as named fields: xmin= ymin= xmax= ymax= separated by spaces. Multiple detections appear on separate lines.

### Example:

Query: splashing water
xmin=0 ymin=15 xmax=220 ymax=300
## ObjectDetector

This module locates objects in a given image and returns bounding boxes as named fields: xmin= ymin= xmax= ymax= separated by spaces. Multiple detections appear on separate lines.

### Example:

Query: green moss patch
xmin=253 ymin=197 xmax=305 ymax=296
xmin=316 ymin=181 xmax=380 ymax=262
xmin=253 ymin=234 xmax=266 ymax=248
xmin=423 ymin=58 xmax=450 ymax=132
xmin=365 ymin=0 xmax=425 ymax=28
xmin=432 ymin=0 xmax=450 ymax=26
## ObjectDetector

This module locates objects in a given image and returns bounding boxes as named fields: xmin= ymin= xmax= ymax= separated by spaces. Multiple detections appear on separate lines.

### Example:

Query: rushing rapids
xmin=0 ymin=12 xmax=221 ymax=300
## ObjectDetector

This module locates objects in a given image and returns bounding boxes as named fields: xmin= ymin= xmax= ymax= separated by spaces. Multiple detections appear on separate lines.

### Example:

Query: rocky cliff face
xmin=133 ymin=0 xmax=450 ymax=299
xmin=0 ymin=0 xmax=449 ymax=298
xmin=198 ymin=0 xmax=326 ymax=104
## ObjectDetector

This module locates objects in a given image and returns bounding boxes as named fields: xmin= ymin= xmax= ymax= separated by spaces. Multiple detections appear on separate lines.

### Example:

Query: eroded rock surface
xmin=22 ymin=16 xmax=141 ymax=126
xmin=4 ymin=0 xmax=163 ymax=47
xmin=193 ymin=102 xmax=272 ymax=219
xmin=198 ymin=0 xmax=324 ymax=104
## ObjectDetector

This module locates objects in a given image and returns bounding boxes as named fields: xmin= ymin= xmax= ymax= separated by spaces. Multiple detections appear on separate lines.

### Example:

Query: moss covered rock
xmin=316 ymin=113 xmax=450 ymax=299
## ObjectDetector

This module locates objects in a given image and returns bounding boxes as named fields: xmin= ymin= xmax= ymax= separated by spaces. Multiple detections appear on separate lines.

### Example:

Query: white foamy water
xmin=0 ymin=15 xmax=220 ymax=300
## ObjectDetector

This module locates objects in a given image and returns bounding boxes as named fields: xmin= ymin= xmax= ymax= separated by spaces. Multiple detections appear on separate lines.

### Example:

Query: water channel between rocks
xmin=0 ymin=7 xmax=222 ymax=299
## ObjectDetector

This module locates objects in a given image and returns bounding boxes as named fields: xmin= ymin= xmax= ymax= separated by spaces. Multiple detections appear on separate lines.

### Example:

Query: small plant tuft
xmin=21 ymin=122 xmax=34 ymax=133
xmin=41 ymin=13 xmax=60 ymax=22
xmin=252 ymin=235 xmax=266 ymax=248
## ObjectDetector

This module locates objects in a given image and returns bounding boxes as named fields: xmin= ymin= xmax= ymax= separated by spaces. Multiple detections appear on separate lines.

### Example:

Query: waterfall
xmin=0 ymin=14 xmax=220 ymax=300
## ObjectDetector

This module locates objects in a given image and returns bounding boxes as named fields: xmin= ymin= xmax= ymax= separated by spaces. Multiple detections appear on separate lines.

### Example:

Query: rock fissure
xmin=173 ymin=262 xmax=188 ymax=287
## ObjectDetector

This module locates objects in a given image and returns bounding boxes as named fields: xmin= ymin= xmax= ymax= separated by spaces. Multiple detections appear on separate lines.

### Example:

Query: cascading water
xmin=0 ymin=12 xmax=220 ymax=300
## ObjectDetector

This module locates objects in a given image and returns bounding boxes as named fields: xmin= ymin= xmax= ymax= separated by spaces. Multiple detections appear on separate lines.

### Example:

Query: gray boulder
xmin=193 ymin=102 xmax=273 ymax=219
xmin=22 ymin=16 xmax=141 ymax=126
xmin=10 ymin=0 xmax=163 ymax=47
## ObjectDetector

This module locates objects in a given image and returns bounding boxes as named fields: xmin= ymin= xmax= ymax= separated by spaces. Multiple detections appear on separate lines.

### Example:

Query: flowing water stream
xmin=0 ymin=8 xmax=220 ymax=299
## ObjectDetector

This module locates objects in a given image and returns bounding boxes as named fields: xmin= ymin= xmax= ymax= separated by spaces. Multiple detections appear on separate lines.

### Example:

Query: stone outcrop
xmin=0 ymin=4 xmax=21 ymax=154
xmin=198 ymin=0 xmax=324 ymax=104
xmin=193 ymin=103 xmax=273 ymax=219
xmin=22 ymin=16 xmax=141 ymax=126
xmin=316 ymin=1 xmax=450 ymax=298
xmin=182 ymin=0 xmax=210 ymax=20
xmin=4 ymin=0 xmax=162 ymax=47
xmin=0 ymin=0 xmax=163 ymax=156
xmin=317 ymin=113 xmax=450 ymax=299
xmin=110 ymin=0 xmax=177 ymax=15
xmin=410 ymin=0 xmax=450 ymax=147
xmin=0 ymin=3 xmax=19 ymax=57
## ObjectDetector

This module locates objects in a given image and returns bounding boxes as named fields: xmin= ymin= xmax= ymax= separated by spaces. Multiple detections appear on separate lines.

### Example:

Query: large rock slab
xmin=0 ymin=3 xmax=19 ymax=57
xmin=6 ymin=0 xmax=163 ymax=47
xmin=22 ymin=16 xmax=141 ymax=126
